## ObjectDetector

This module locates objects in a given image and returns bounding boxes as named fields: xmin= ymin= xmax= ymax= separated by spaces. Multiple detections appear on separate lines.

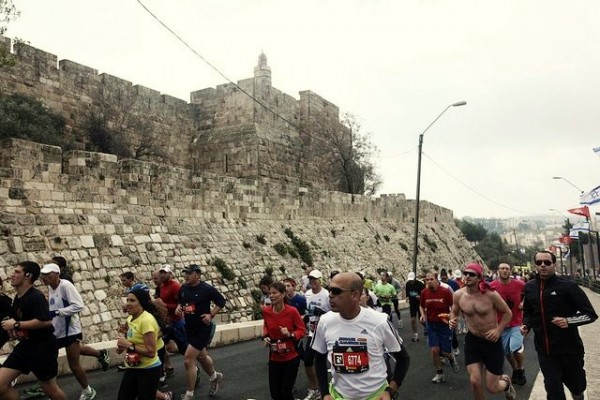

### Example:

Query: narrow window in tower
xmin=224 ymin=154 xmax=229 ymax=173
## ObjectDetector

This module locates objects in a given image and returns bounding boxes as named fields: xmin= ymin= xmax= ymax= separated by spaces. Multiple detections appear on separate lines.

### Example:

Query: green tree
xmin=456 ymin=219 xmax=487 ymax=242
xmin=0 ymin=0 xmax=19 ymax=67
xmin=0 ymin=92 xmax=69 ymax=147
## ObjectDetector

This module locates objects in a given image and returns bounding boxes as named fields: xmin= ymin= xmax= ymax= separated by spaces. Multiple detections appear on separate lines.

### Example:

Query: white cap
xmin=308 ymin=270 xmax=323 ymax=279
xmin=160 ymin=264 xmax=173 ymax=273
xmin=454 ymin=269 xmax=462 ymax=279
xmin=407 ymin=272 xmax=416 ymax=280
xmin=41 ymin=263 xmax=61 ymax=274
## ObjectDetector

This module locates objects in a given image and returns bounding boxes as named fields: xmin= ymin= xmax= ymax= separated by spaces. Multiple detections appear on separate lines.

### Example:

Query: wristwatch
xmin=13 ymin=321 xmax=20 ymax=330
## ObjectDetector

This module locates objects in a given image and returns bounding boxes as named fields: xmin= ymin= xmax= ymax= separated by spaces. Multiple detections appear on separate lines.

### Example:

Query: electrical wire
xmin=422 ymin=152 xmax=533 ymax=215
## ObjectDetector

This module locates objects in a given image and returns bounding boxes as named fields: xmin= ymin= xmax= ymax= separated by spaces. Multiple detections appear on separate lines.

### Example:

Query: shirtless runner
xmin=449 ymin=263 xmax=516 ymax=400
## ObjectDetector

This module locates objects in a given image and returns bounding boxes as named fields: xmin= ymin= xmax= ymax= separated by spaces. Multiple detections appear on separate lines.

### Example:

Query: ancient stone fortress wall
xmin=0 ymin=35 xmax=196 ymax=169
xmin=0 ymin=138 xmax=477 ymax=345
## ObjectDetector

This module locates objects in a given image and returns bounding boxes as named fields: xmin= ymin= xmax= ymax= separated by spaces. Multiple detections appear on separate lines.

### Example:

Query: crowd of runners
xmin=0 ymin=250 xmax=596 ymax=400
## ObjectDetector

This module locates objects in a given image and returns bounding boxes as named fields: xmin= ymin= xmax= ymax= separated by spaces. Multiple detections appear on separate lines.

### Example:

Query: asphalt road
xmin=15 ymin=310 xmax=540 ymax=399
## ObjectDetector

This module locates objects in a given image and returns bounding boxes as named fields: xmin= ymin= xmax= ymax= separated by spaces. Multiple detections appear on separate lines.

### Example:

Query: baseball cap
xmin=182 ymin=264 xmax=202 ymax=274
xmin=159 ymin=264 xmax=173 ymax=274
xmin=407 ymin=272 xmax=416 ymax=280
xmin=41 ymin=263 xmax=60 ymax=274
xmin=454 ymin=269 xmax=462 ymax=279
xmin=464 ymin=263 xmax=483 ymax=277
xmin=129 ymin=283 xmax=149 ymax=293
xmin=308 ymin=270 xmax=323 ymax=279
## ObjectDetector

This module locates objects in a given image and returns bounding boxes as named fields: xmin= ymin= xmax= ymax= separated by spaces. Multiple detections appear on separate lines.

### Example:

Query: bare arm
xmin=449 ymin=291 xmax=462 ymax=329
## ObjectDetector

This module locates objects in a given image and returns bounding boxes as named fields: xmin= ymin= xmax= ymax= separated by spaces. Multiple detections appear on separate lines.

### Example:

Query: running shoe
xmin=502 ymin=376 xmax=516 ymax=400
xmin=209 ymin=371 xmax=223 ymax=396
xmin=431 ymin=373 xmax=445 ymax=383
xmin=97 ymin=349 xmax=110 ymax=371
xmin=180 ymin=394 xmax=194 ymax=400
xmin=24 ymin=384 xmax=44 ymax=396
xmin=450 ymin=358 xmax=460 ymax=373
xmin=513 ymin=369 xmax=526 ymax=386
xmin=79 ymin=387 xmax=97 ymax=400
xmin=571 ymin=393 xmax=584 ymax=400
xmin=302 ymin=389 xmax=321 ymax=400
xmin=453 ymin=348 xmax=460 ymax=356
xmin=411 ymin=333 xmax=419 ymax=342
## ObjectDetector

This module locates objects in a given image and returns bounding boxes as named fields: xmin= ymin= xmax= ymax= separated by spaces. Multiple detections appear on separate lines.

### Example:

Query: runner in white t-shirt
xmin=312 ymin=272 xmax=410 ymax=400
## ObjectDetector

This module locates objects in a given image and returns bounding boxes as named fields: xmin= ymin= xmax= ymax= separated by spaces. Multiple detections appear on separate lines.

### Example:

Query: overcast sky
xmin=6 ymin=0 xmax=600 ymax=220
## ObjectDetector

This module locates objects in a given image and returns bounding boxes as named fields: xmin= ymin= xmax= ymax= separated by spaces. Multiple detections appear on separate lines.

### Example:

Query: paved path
xmin=529 ymin=286 xmax=599 ymax=400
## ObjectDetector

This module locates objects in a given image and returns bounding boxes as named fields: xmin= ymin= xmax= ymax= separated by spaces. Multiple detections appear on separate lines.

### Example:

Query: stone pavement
xmin=529 ymin=287 xmax=599 ymax=400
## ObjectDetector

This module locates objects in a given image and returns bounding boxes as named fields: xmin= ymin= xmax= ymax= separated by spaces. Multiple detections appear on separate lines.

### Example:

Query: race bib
xmin=270 ymin=340 xmax=293 ymax=354
xmin=183 ymin=303 xmax=196 ymax=314
xmin=332 ymin=340 xmax=369 ymax=374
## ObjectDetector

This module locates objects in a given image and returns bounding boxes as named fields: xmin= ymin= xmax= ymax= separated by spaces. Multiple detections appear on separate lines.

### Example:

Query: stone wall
xmin=0 ymin=139 xmax=478 ymax=346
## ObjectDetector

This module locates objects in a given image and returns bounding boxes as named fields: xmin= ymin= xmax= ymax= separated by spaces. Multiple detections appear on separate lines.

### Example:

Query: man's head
xmin=424 ymin=271 xmax=439 ymax=290
xmin=159 ymin=264 xmax=174 ymax=283
xmin=379 ymin=271 xmax=390 ymax=283
xmin=151 ymin=270 xmax=161 ymax=287
xmin=259 ymin=275 xmax=274 ymax=295
xmin=407 ymin=271 xmax=416 ymax=281
xmin=453 ymin=270 xmax=462 ymax=280
xmin=119 ymin=271 xmax=135 ymax=288
xmin=283 ymin=278 xmax=297 ymax=297
xmin=328 ymin=272 xmax=363 ymax=318
xmin=463 ymin=263 xmax=483 ymax=287
xmin=497 ymin=263 xmax=512 ymax=281
xmin=308 ymin=269 xmax=323 ymax=290
xmin=40 ymin=263 xmax=61 ymax=288
xmin=182 ymin=264 xmax=202 ymax=285
xmin=534 ymin=251 xmax=556 ymax=280
xmin=12 ymin=261 xmax=41 ymax=289
xmin=439 ymin=268 xmax=449 ymax=282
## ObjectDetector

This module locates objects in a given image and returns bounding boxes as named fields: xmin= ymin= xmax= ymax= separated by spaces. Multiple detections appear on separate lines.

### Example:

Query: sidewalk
xmin=529 ymin=287 xmax=600 ymax=399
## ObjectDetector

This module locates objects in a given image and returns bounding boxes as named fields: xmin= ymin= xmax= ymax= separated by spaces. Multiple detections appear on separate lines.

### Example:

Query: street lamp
xmin=552 ymin=176 xmax=584 ymax=194
xmin=411 ymin=101 xmax=467 ymax=274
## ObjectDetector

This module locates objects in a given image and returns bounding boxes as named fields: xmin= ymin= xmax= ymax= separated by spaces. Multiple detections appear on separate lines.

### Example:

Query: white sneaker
xmin=303 ymin=389 xmax=320 ymax=400
xmin=79 ymin=387 xmax=97 ymax=400
xmin=431 ymin=373 xmax=445 ymax=383
xmin=180 ymin=394 xmax=194 ymax=400
xmin=209 ymin=371 xmax=223 ymax=396
xmin=453 ymin=348 xmax=460 ymax=356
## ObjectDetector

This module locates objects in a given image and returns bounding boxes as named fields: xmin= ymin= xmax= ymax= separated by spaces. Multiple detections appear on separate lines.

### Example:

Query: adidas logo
xmin=361 ymin=329 xmax=368 ymax=334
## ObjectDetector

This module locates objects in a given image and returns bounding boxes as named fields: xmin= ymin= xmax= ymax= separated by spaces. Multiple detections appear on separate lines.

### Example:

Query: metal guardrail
xmin=575 ymin=277 xmax=600 ymax=294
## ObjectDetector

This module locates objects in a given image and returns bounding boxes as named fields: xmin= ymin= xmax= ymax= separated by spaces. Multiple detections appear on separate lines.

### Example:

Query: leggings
xmin=268 ymin=357 xmax=301 ymax=400
xmin=117 ymin=365 xmax=162 ymax=400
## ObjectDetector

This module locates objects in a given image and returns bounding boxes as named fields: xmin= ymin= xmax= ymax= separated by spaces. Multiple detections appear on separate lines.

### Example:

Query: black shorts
xmin=409 ymin=300 xmax=421 ymax=317
xmin=463 ymin=332 xmax=504 ymax=376
xmin=57 ymin=332 xmax=83 ymax=349
xmin=186 ymin=323 xmax=216 ymax=351
xmin=303 ymin=338 xmax=317 ymax=367
xmin=3 ymin=336 xmax=59 ymax=381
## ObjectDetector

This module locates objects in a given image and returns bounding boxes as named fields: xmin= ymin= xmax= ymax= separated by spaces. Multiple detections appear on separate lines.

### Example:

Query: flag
xmin=594 ymin=146 xmax=600 ymax=157
xmin=569 ymin=221 xmax=590 ymax=239
xmin=568 ymin=205 xmax=590 ymax=219
xmin=558 ymin=235 xmax=572 ymax=245
xmin=580 ymin=184 xmax=600 ymax=205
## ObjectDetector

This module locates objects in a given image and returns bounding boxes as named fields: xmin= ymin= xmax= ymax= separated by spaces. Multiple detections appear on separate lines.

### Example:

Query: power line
xmin=374 ymin=146 xmax=417 ymax=159
xmin=136 ymin=0 xmax=335 ymax=148
xmin=422 ymin=152 xmax=532 ymax=215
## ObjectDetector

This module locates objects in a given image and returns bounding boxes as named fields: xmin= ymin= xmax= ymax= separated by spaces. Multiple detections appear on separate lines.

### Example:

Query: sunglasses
xmin=329 ymin=287 xmax=353 ymax=296
xmin=534 ymin=259 xmax=553 ymax=266
xmin=463 ymin=271 xmax=478 ymax=278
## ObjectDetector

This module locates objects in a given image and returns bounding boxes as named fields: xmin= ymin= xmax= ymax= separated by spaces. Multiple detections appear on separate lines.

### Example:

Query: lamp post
xmin=411 ymin=101 xmax=467 ymax=274
xmin=552 ymin=176 xmax=584 ymax=194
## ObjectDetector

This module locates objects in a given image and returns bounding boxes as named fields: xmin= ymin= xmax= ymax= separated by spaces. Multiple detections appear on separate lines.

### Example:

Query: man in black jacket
xmin=521 ymin=251 xmax=598 ymax=400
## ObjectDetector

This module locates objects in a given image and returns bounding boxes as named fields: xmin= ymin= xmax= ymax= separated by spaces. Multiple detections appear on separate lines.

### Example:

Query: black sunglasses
xmin=534 ymin=260 xmax=553 ymax=266
xmin=463 ymin=271 xmax=478 ymax=277
xmin=329 ymin=287 xmax=353 ymax=296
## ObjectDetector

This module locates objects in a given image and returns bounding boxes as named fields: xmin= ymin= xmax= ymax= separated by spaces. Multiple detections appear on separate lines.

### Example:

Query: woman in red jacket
xmin=262 ymin=281 xmax=306 ymax=400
